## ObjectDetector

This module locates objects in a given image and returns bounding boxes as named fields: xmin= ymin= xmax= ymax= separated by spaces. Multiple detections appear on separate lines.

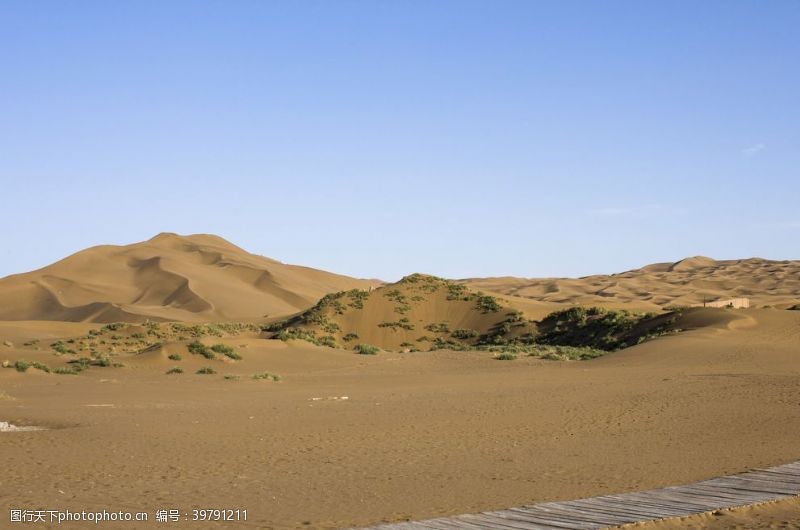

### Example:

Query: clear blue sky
xmin=2 ymin=1 xmax=798 ymax=281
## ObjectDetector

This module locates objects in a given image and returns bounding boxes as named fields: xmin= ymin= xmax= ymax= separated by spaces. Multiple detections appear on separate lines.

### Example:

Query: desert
xmin=1 ymin=234 xmax=798 ymax=529
xmin=3 ymin=2 xmax=798 ymax=528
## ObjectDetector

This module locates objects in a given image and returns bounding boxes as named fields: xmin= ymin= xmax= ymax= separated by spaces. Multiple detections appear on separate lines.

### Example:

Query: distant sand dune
xmin=462 ymin=256 xmax=800 ymax=310
xmin=0 ymin=233 xmax=380 ymax=323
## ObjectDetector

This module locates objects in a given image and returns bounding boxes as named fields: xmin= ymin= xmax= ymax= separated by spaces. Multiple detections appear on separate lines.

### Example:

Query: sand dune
xmin=462 ymin=256 xmax=800 ymax=310
xmin=0 ymin=233 xmax=380 ymax=323
xmin=266 ymin=273 xmax=543 ymax=351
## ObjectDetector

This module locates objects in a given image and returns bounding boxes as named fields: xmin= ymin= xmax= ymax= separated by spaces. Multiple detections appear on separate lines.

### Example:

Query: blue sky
xmin=2 ymin=1 xmax=798 ymax=281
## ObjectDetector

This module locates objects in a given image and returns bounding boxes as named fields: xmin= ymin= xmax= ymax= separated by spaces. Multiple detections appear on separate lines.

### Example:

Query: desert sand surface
xmin=463 ymin=256 xmax=800 ymax=310
xmin=2 ymin=307 xmax=799 ymax=529
xmin=626 ymin=496 xmax=800 ymax=529
xmin=0 ymin=233 xmax=380 ymax=323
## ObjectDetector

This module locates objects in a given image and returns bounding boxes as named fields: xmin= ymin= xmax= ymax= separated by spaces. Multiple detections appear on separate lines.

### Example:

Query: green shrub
xmin=196 ymin=367 xmax=216 ymax=375
xmin=50 ymin=341 xmax=74 ymax=355
xmin=13 ymin=360 xmax=30 ymax=372
xmin=168 ymin=354 xmax=182 ymax=361
xmin=475 ymin=295 xmax=502 ymax=313
xmin=342 ymin=333 xmax=359 ymax=342
xmin=188 ymin=341 xmax=214 ymax=359
xmin=54 ymin=367 xmax=79 ymax=375
xmin=354 ymin=343 xmax=379 ymax=355
xmin=166 ymin=367 xmax=184 ymax=375
xmin=495 ymin=353 xmax=517 ymax=360
xmin=424 ymin=323 xmax=450 ymax=333
xmin=451 ymin=329 xmax=478 ymax=340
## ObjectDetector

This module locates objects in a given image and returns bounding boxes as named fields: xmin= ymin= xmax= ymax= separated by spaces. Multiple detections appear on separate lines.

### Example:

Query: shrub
xmin=196 ymin=367 xmax=216 ymax=375
xmin=13 ymin=360 xmax=30 ymax=372
xmin=210 ymin=344 xmax=241 ymax=359
xmin=252 ymin=372 xmax=281 ymax=381
xmin=451 ymin=329 xmax=478 ymax=340
xmin=50 ymin=341 xmax=74 ymax=355
xmin=54 ymin=367 xmax=79 ymax=375
xmin=223 ymin=375 xmax=240 ymax=380
xmin=168 ymin=354 xmax=182 ymax=361
xmin=166 ymin=367 xmax=184 ymax=375
xmin=475 ymin=295 xmax=502 ymax=313
xmin=424 ymin=323 xmax=450 ymax=334
xmin=188 ymin=341 xmax=214 ymax=359
xmin=354 ymin=343 xmax=379 ymax=355
xmin=317 ymin=335 xmax=337 ymax=348
xmin=495 ymin=353 xmax=517 ymax=360
xmin=342 ymin=333 xmax=359 ymax=342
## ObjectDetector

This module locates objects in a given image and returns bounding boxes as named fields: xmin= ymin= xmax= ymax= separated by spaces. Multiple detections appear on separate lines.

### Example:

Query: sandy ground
xmin=1 ymin=308 xmax=799 ymax=529
xmin=625 ymin=496 xmax=800 ymax=529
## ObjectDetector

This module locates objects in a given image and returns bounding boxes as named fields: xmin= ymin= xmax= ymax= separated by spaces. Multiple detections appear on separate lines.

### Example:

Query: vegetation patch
xmin=196 ymin=367 xmax=216 ymax=375
xmin=188 ymin=340 xmax=215 ymax=359
xmin=12 ymin=360 xmax=50 ymax=373
xmin=210 ymin=344 xmax=242 ymax=360
xmin=252 ymin=372 xmax=281 ymax=381
xmin=354 ymin=343 xmax=379 ymax=355
xmin=166 ymin=367 xmax=184 ymax=375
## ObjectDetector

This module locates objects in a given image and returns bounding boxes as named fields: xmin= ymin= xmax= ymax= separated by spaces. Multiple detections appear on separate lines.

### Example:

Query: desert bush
xmin=424 ymin=323 xmax=450 ymax=334
xmin=317 ymin=335 xmax=337 ymax=348
xmin=196 ymin=367 xmax=216 ymax=375
xmin=54 ymin=366 xmax=79 ymax=375
xmin=342 ymin=333 xmax=359 ymax=342
xmin=223 ymin=375 xmax=240 ymax=380
xmin=188 ymin=341 xmax=215 ymax=359
xmin=475 ymin=295 xmax=502 ymax=313
xmin=210 ymin=344 xmax=233 ymax=354
xmin=50 ymin=341 xmax=74 ymax=355
xmin=354 ymin=343 xmax=379 ymax=355
xmin=168 ymin=354 xmax=182 ymax=361
xmin=252 ymin=371 xmax=281 ymax=381
xmin=495 ymin=353 xmax=517 ymax=360
xmin=13 ymin=360 xmax=31 ymax=372
xmin=451 ymin=329 xmax=478 ymax=340
xmin=166 ymin=367 xmax=184 ymax=375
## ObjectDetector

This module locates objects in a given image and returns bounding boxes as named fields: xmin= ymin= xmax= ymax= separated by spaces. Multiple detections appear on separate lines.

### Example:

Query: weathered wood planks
xmin=353 ymin=461 xmax=800 ymax=529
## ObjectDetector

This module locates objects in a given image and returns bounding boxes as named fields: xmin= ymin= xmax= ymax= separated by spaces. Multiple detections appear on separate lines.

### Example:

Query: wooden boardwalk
xmin=354 ymin=461 xmax=800 ymax=529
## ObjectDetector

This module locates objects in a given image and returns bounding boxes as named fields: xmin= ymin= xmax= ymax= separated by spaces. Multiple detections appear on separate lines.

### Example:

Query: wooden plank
xmin=351 ymin=460 xmax=800 ymax=530
xmin=461 ymin=512 xmax=573 ymax=530
xmin=517 ymin=504 xmax=624 ymax=526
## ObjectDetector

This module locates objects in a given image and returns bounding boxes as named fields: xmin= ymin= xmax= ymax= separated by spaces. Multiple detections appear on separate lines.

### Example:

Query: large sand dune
xmin=0 ymin=233 xmax=380 ymax=323
xmin=462 ymin=256 xmax=800 ymax=310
